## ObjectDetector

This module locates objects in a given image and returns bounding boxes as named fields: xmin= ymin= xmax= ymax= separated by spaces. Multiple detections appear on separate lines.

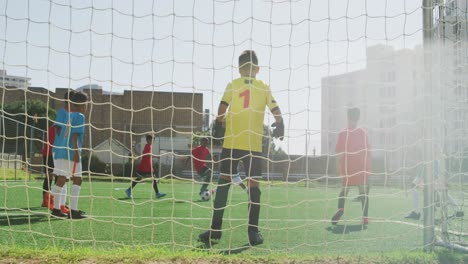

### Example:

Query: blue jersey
xmin=53 ymin=108 xmax=71 ymax=160
xmin=67 ymin=112 xmax=85 ymax=161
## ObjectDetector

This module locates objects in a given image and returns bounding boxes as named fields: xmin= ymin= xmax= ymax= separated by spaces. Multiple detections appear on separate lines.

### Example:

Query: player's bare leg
xmin=358 ymin=184 xmax=370 ymax=225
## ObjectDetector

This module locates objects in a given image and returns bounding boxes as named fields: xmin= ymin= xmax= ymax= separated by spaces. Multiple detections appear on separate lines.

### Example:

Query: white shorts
xmin=53 ymin=159 xmax=82 ymax=179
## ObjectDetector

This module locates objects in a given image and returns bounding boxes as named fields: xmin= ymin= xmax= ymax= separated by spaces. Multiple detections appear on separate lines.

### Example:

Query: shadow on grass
xmin=193 ymin=241 xmax=251 ymax=255
xmin=174 ymin=200 xmax=211 ymax=203
xmin=116 ymin=197 xmax=158 ymax=201
xmin=326 ymin=224 xmax=367 ymax=234
xmin=193 ymin=240 xmax=219 ymax=251
xmin=0 ymin=213 xmax=50 ymax=226
xmin=220 ymin=243 xmax=251 ymax=255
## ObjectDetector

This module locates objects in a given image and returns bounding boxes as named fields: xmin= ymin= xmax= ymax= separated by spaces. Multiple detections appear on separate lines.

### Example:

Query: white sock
xmin=412 ymin=189 xmax=420 ymax=213
xmin=70 ymin=185 xmax=81 ymax=211
xmin=51 ymin=185 xmax=62 ymax=210
xmin=60 ymin=183 xmax=67 ymax=207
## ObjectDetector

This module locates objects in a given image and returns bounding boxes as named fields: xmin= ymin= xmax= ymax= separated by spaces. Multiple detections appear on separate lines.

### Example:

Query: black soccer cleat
xmin=51 ymin=208 xmax=67 ymax=218
xmin=198 ymin=230 xmax=221 ymax=245
xmin=248 ymin=231 xmax=264 ymax=246
xmin=68 ymin=210 xmax=87 ymax=220
xmin=331 ymin=209 xmax=344 ymax=225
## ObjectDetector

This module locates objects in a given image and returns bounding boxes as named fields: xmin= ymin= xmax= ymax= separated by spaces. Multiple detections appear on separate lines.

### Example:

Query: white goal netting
xmin=0 ymin=0 xmax=467 ymax=255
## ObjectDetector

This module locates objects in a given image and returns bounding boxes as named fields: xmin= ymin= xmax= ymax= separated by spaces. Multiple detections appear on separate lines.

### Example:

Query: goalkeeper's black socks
xmin=248 ymin=187 xmax=261 ymax=233
xmin=211 ymin=178 xmax=231 ymax=231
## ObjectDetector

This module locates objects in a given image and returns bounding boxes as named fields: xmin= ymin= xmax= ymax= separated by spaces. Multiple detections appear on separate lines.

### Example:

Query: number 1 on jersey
xmin=239 ymin=89 xmax=250 ymax=108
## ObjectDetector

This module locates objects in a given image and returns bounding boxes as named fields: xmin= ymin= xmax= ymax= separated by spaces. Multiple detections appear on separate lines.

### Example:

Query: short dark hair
xmin=347 ymin=107 xmax=360 ymax=122
xmin=201 ymin=137 xmax=208 ymax=144
xmin=64 ymin=90 xmax=76 ymax=100
xmin=146 ymin=134 xmax=153 ymax=141
xmin=239 ymin=50 xmax=258 ymax=68
xmin=71 ymin=91 xmax=89 ymax=104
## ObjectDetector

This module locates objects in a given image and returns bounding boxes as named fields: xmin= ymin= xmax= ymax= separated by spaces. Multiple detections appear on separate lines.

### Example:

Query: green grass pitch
xmin=0 ymin=175 xmax=430 ymax=256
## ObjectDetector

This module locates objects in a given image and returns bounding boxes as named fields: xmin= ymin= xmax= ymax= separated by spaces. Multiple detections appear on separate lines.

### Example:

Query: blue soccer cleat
xmin=125 ymin=188 xmax=133 ymax=199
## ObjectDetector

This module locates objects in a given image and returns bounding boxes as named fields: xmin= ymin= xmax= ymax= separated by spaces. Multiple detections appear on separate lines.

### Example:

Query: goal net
xmin=0 ymin=0 xmax=467 ymax=256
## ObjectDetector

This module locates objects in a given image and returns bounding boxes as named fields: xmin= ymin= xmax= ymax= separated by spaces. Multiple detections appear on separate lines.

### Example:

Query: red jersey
xmin=42 ymin=125 xmax=55 ymax=157
xmin=137 ymin=143 xmax=153 ymax=173
xmin=191 ymin=145 xmax=210 ymax=173
xmin=335 ymin=127 xmax=371 ymax=186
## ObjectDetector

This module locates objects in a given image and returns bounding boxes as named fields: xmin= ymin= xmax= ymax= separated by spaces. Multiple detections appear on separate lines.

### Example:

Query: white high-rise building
xmin=433 ymin=0 xmax=468 ymax=156
xmin=322 ymin=45 xmax=427 ymax=173
xmin=0 ymin=70 xmax=31 ymax=89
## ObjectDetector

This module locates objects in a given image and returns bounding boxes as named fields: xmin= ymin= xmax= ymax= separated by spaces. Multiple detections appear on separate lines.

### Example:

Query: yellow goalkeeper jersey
xmin=221 ymin=77 xmax=279 ymax=152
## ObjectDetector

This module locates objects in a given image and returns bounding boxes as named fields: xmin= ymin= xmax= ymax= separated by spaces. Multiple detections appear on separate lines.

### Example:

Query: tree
xmin=3 ymin=100 xmax=56 ymax=132
xmin=1 ymin=100 xmax=56 ymax=161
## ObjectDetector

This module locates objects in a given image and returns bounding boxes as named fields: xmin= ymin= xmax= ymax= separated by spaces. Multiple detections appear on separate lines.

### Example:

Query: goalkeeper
xmin=198 ymin=50 xmax=284 ymax=246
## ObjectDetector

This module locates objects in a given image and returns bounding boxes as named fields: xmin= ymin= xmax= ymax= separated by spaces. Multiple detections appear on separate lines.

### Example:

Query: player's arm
xmin=271 ymin=107 xmax=283 ymax=124
xmin=336 ymin=153 xmax=343 ymax=176
xmin=335 ymin=132 xmax=345 ymax=176
xmin=212 ymin=102 xmax=228 ymax=142
xmin=270 ymin=106 xmax=284 ymax=140
xmin=72 ymin=133 xmax=79 ymax=163
xmin=184 ymin=155 xmax=191 ymax=168
xmin=216 ymin=101 xmax=228 ymax=122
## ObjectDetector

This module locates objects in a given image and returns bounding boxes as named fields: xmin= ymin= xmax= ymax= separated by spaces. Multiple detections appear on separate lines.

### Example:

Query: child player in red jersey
xmin=331 ymin=107 xmax=372 ymax=226
xmin=125 ymin=134 xmax=166 ymax=199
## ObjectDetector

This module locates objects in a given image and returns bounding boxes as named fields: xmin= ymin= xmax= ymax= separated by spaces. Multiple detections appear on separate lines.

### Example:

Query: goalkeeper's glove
xmin=211 ymin=120 xmax=225 ymax=145
xmin=271 ymin=120 xmax=284 ymax=141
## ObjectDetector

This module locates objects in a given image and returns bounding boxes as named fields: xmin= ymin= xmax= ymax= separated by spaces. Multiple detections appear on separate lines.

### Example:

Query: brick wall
xmin=0 ymin=86 xmax=203 ymax=152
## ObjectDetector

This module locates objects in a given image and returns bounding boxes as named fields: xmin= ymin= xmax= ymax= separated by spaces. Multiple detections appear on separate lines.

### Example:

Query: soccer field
xmin=0 ymin=178 xmax=428 ymax=255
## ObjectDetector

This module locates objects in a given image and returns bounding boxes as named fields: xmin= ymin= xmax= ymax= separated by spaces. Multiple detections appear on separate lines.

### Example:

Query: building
xmin=433 ymin=0 xmax=468 ymax=156
xmin=0 ymin=86 xmax=204 ymax=162
xmin=322 ymin=45 xmax=427 ymax=174
xmin=0 ymin=70 xmax=31 ymax=89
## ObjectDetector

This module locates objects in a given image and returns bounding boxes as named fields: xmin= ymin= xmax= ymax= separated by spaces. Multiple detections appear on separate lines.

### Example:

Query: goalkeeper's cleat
xmin=68 ymin=210 xmax=87 ymax=220
xmin=248 ymin=231 xmax=264 ymax=246
xmin=198 ymin=230 xmax=222 ymax=244
xmin=125 ymin=188 xmax=133 ymax=199
xmin=156 ymin=192 xmax=166 ymax=199
xmin=51 ymin=208 xmax=67 ymax=218
xmin=60 ymin=205 xmax=70 ymax=214
xmin=331 ymin=209 xmax=344 ymax=225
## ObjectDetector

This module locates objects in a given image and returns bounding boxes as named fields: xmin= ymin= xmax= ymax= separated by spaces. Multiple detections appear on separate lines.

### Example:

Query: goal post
xmin=0 ymin=0 xmax=467 ymax=258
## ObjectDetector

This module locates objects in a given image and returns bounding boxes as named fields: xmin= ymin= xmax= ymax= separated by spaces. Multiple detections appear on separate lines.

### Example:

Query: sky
xmin=0 ymin=0 xmax=424 ymax=155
